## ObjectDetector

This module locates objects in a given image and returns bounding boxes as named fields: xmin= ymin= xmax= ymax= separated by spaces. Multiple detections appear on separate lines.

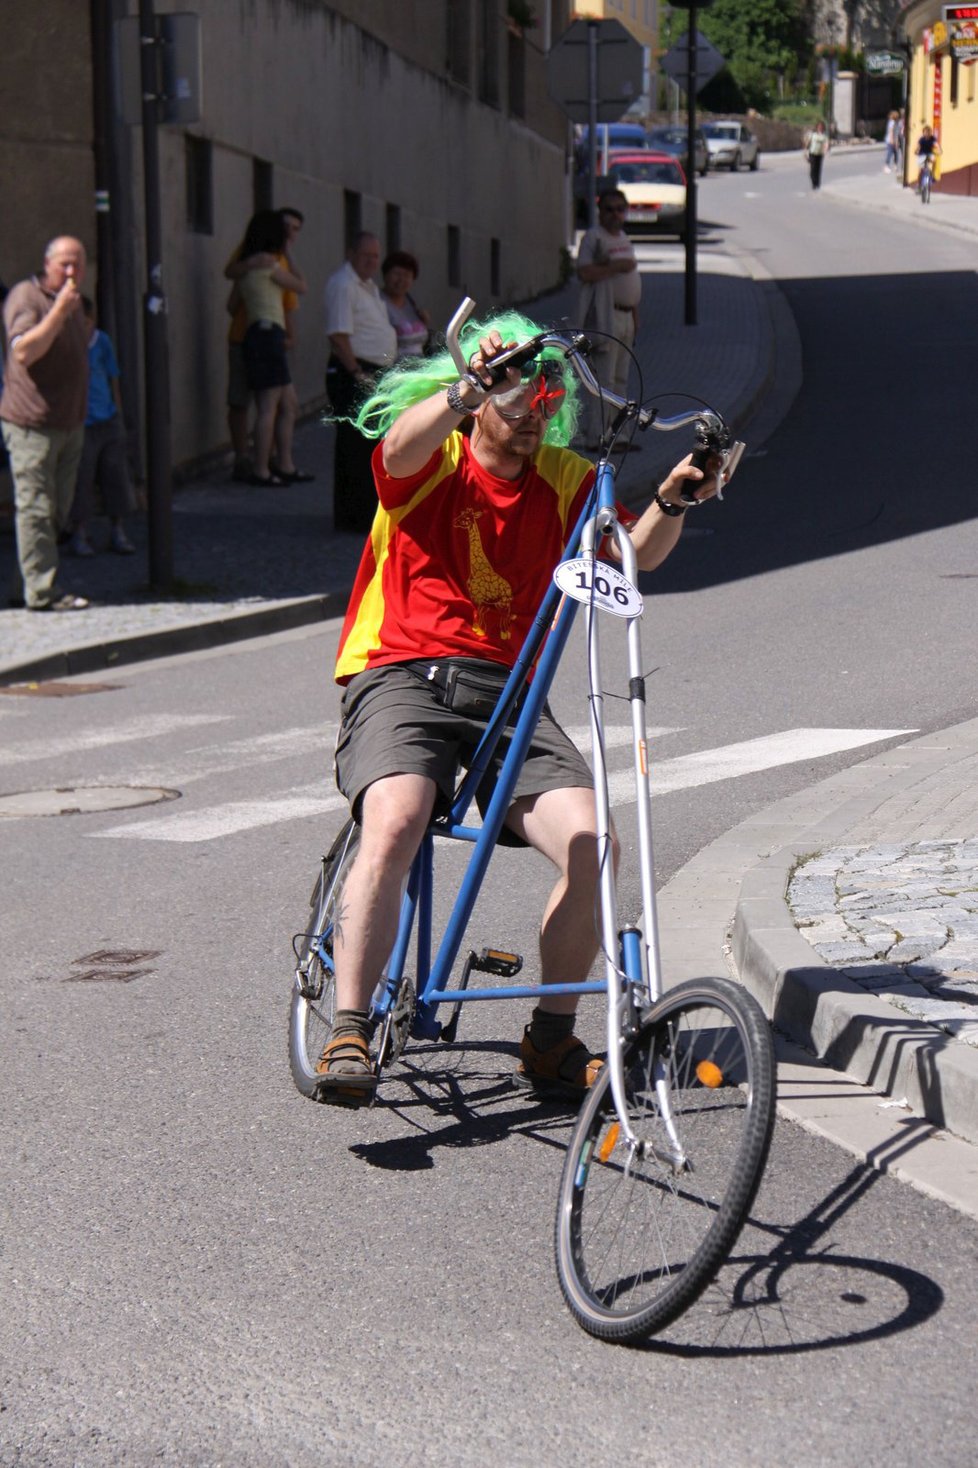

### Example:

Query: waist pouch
xmin=403 ymin=659 xmax=525 ymax=722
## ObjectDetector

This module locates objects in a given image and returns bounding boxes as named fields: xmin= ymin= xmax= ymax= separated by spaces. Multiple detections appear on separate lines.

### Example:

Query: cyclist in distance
xmin=320 ymin=309 xmax=721 ymax=1105
xmin=915 ymin=125 xmax=941 ymax=187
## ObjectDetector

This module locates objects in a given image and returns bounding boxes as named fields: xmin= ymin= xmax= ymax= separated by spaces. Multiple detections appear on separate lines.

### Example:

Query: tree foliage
xmin=663 ymin=0 xmax=814 ymax=113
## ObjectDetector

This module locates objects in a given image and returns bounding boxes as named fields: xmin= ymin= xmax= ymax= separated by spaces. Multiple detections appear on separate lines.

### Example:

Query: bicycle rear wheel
xmin=288 ymin=819 xmax=360 ymax=1099
xmin=555 ymin=976 xmax=775 ymax=1343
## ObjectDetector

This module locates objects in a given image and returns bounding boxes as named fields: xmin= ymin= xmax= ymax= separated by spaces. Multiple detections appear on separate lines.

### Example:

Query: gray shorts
xmin=334 ymin=662 xmax=593 ymax=839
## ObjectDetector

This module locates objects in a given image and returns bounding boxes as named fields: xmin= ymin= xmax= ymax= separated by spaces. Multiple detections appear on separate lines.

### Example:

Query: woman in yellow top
xmin=228 ymin=211 xmax=306 ymax=486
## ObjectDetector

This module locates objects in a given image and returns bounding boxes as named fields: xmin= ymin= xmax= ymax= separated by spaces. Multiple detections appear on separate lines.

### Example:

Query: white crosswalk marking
xmin=607 ymin=727 xmax=916 ymax=805
xmin=563 ymin=724 xmax=681 ymax=751
xmin=92 ymin=726 xmax=916 ymax=844
xmin=0 ymin=713 xmax=229 ymax=767
xmin=94 ymin=784 xmax=348 ymax=843
xmin=125 ymin=724 xmax=339 ymax=786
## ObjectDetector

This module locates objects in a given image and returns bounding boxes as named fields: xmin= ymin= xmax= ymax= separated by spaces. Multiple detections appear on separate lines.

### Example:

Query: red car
xmin=602 ymin=150 xmax=688 ymax=240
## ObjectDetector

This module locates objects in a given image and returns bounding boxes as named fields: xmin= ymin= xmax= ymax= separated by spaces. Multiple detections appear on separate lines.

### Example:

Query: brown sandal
xmin=515 ymin=1029 xmax=604 ymax=1099
xmin=314 ymin=1033 xmax=377 ymax=1107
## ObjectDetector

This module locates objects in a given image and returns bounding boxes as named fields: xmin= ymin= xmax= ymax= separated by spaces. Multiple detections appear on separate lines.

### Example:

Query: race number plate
xmin=553 ymin=558 xmax=644 ymax=619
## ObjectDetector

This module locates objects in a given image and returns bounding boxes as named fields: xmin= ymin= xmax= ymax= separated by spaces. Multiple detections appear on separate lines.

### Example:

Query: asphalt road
xmin=3 ymin=150 xmax=978 ymax=1466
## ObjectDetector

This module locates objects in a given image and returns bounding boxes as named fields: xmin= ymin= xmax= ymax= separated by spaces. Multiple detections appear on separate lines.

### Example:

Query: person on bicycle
xmin=318 ymin=308 xmax=720 ymax=1104
xmin=915 ymin=126 xmax=940 ymax=181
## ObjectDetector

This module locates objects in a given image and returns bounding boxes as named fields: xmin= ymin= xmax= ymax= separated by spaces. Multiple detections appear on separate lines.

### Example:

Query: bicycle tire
xmin=288 ymin=818 xmax=360 ymax=1100
xmin=555 ymin=976 xmax=775 ymax=1343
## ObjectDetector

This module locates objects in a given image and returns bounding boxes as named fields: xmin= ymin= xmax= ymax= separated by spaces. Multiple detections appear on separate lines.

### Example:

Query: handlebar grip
xmin=680 ymin=446 xmax=712 ymax=505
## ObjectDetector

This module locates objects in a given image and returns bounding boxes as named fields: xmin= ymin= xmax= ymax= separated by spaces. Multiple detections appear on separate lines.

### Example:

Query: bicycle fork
xmin=581 ymin=511 xmax=687 ymax=1171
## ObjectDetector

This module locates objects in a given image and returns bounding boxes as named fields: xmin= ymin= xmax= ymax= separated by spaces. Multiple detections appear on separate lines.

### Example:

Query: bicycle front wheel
xmin=288 ymin=819 xmax=360 ymax=1099
xmin=555 ymin=976 xmax=775 ymax=1343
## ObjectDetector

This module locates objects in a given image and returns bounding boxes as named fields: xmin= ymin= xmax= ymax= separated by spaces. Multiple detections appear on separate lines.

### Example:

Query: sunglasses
xmin=491 ymin=360 xmax=567 ymax=421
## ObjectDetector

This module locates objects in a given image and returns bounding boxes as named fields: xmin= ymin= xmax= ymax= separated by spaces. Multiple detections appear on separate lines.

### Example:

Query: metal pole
xmin=684 ymin=4 xmax=698 ymax=326
xmin=138 ymin=0 xmax=173 ymax=590
xmin=587 ymin=19 xmax=599 ymax=229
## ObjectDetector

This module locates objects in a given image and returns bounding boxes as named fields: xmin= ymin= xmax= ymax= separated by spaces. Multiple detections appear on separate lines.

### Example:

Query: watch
xmin=447 ymin=380 xmax=483 ymax=416
xmin=653 ymin=491 xmax=687 ymax=517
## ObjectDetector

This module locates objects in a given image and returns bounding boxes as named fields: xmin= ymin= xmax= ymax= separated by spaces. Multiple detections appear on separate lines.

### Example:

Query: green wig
xmin=351 ymin=308 xmax=582 ymax=447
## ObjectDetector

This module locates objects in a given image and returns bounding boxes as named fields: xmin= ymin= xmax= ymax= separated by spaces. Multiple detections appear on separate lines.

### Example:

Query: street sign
xmin=659 ymin=30 xmax=726 ymax=94
xmin=115 ymin=12 xmax=202 ymax=125
xmin=866 ymin=50 xmax=907 ymax=75
xmin=547 ymin=18 xmax=644 ymax=123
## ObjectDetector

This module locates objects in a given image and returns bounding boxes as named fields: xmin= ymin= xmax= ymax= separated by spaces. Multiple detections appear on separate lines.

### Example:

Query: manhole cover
xmin=0 ymin=786 xmax=180 ymax=817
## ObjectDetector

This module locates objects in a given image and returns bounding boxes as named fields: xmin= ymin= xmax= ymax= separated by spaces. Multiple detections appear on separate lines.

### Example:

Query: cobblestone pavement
xmin=790 ymin=841 xmax=978 ymax=1047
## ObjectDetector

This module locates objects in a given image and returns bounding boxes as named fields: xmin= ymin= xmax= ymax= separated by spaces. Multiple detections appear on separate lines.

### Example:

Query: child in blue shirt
xmin=68 ymin=298 xmax=135 ymax=556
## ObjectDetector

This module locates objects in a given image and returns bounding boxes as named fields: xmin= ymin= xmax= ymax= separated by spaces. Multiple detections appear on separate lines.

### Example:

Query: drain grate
xmin=39 ymin=949 xmax=162 ymax=985
xmin=0 ymin=786 xmax=179 ymax=817
xmin=0 ymin=681 xmax=120 ymax=697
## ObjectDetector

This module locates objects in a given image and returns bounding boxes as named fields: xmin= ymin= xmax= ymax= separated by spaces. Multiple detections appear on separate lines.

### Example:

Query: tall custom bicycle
xmin=289 ymin=301 xmax=776 ymax=1344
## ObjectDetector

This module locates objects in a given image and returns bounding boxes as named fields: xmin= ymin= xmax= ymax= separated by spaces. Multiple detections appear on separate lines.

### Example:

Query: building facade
xmin=3 ymin=0 xmax=575 ymax=471
xmin=901 ymin=0 xmax=978 ymax=193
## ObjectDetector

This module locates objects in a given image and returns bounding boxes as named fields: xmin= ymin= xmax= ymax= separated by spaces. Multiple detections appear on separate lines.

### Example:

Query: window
xmin=478 ymin=0 xmax=500 ymax=107
xmin=448 ymin=224 xmax=461 ymax=288
xmin=343 ymin=189 xmax=362 ymax=248
xmin=490 ymin=237 xmax=501 ymax=296
xmin=447 ymin=0 xmax=471 ymax=86
xmin=951 ymin=54 xmax=959 ymax=107
xmin=385 ymin=203 xmax=401 ymax=254
xmin=185 ymin=134 xmax=212 ymax=234
xmin=253 ymin=158 xmax=273 ymax=213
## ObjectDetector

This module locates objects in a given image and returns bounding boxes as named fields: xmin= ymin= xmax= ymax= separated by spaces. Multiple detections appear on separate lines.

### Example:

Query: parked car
xmin=646 ymin=124 xmax=709 ymax=178
xmin=574 ymin=123 xmax=650 ymax=222
xmin=702 ymin=120 xmax=760 ymax=171
xmin=602 ymin=151 xmax=688 ymax=240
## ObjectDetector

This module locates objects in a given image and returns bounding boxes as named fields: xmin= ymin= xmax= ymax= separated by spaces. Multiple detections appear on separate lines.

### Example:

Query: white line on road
xmin=92 ymin=727 xmax=915 ymax=843
xmin=608 ymin=727 xmax=917 ymax=805
xmin=125 ymin=724 xmax=339 ymax=786
xmin=94 ymin=783 xmax=348 ymax=842
xmin=0 ymin=713 xmax=230 ymax=767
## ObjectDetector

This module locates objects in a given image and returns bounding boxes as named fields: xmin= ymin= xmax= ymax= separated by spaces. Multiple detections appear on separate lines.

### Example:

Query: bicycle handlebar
xmin=443 ymin=296 xmax=732 ymax=447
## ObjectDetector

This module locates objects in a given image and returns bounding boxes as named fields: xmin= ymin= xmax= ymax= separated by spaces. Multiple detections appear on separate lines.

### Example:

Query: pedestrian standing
xmin=575 ymin=188 xmax=641 ymax=451
xmin=0 ymin=236 xmax=90 ymax=611
xmin=324 ymin=232 xmax=396 ymax=533
xmin=67 ymin=297 xmax=136 ymax=557
xmin=807 ymin=120 xmax=830 ymax=191
xmin=884 ymin=111 xmax=900 ymax=173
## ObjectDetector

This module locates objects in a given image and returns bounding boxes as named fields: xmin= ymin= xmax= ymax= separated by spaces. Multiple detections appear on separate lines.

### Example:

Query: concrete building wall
xmin=136 ymin=0 xmax=574 ymax=466
xmin=0 ymin=2 xmax=96 ymax=286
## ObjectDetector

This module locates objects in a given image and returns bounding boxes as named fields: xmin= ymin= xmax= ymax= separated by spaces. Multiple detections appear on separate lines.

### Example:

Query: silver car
xmin=702 ymin=120 xmax=760 ymax=172
xmin=646 ymin=124 xmax=709 ymax=178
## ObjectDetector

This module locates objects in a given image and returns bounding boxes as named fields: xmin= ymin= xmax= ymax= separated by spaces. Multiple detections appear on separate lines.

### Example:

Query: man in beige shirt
xmin=1 ymin=236 xmax=91 ymax=610
xmin=576 ymin=189 xmax=641 ymax=451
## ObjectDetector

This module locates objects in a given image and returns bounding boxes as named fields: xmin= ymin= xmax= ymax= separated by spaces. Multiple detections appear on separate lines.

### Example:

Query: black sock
xmin=527 ymin=1006 xmax=575 ymax=1053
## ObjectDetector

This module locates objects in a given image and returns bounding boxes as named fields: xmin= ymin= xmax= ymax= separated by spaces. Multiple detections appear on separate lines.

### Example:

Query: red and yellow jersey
xmin=335 ymin=432 xmax=614 ymax=683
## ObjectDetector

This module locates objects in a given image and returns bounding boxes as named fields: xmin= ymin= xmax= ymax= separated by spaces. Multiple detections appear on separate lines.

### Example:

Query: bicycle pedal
xmin=468 ymin=947 xmax=523 ymax=978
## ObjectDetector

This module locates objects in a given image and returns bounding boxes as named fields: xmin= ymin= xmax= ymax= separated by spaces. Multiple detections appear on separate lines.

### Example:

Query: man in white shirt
xmin=324 ymin=233 xmax=397 ymax=531
xmin=575 ymin=190 xmax=641 ymax=451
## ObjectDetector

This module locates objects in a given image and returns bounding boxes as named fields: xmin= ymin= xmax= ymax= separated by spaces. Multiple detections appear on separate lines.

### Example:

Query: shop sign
xmin=866 ymin=50 xmax=906 ymax=74
xmin=951 ymin=20 xmax=978 ymax=58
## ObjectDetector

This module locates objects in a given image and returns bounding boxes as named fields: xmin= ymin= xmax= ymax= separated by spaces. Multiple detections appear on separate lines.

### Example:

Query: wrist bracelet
xmin=654 ymin=490 xmax=687 ymax=517
xmin=446 ymin=380 xmax=483 ymax=416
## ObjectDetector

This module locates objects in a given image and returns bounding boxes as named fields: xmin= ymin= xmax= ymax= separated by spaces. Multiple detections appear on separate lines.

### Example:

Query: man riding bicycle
xmin=915 ymin=125 xmax=941 ymax=189
xmin=319 ymin=309 xmax=720 ymax=1105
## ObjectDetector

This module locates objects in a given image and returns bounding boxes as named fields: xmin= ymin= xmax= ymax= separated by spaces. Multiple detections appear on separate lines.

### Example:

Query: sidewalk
xmin=820 ymin=142 xmax=978 ymax=238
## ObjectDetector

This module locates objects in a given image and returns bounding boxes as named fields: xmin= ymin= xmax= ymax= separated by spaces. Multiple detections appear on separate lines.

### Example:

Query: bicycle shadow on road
xmin=347 ymin=1039 xmax=577 ymax=1172
xmin=637 ymin=1148 xmax=944 ymax=1357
